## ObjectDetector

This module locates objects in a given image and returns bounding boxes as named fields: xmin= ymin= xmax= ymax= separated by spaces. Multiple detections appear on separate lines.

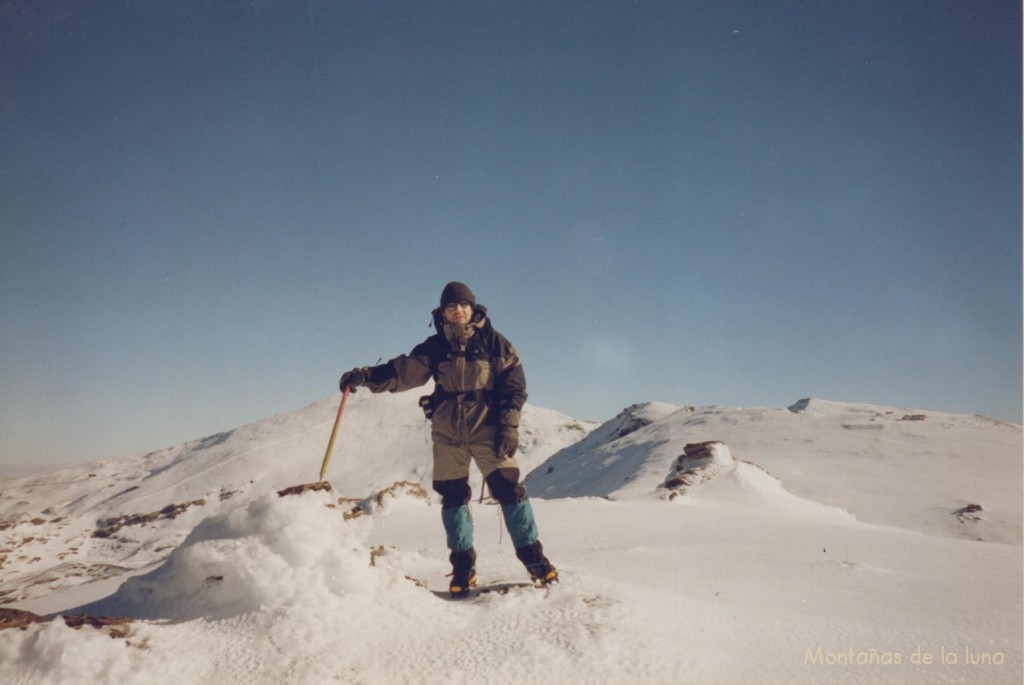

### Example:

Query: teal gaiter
xmin=501 ymin=500 xmax=539 ymax=549
xmin=441 ymin=505 xmax=474 ymax=552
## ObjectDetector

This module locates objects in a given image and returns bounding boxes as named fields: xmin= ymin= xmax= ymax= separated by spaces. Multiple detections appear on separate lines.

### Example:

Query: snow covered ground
xmin=1 ymin=393 xmax=1020 ymax=684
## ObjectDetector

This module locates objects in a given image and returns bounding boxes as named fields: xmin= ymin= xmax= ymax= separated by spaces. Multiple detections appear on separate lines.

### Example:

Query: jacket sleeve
xmin=361 ymin=338 xmax=434 ymax=394
xmin=492 ymin=332 xmax=527 ymax=426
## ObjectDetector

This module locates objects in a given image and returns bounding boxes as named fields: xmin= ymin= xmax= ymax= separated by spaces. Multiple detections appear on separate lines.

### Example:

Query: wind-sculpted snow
xmin=0 ymin=393 xmax=592 ymax=606
xmin=76 ymin=491 xmax=428 ymax=622
xmin=2 ymin=492 xmax=694 ymax=685
xmin=0 ymin=396 xmax=1020 ymax=684
xmin=3 ymin=490 xmax=1020 ymax=685
xmin=523 ymin=401 xmax=693 ymax=499
xmin=527 ymin=398 xmax=1022 ymax=543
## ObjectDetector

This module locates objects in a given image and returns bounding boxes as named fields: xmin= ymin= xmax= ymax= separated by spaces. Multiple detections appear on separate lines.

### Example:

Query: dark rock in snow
xmin=277 ymin=481 xmax=333 ymax=498
xmin=607 ymin=404 xmax=658 ymax=441
xmin=954 ymin=503 xmax=984 ymax=523
xmin=788 ymin=398 xmax=812 ymax=414
xmin=0 ymin=608 xmax=49 ymax=630
xmin=0 ymin=608 xmax=133 ymax=638
xmin=658 ymin=441 xmax=735 ymax=501
xmin=93 ymin=499 xmax=207 ymax=538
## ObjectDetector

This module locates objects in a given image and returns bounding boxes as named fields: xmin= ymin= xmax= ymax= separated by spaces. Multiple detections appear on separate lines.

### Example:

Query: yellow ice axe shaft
xmin=319 ymin=385 xmax=351 ymax=482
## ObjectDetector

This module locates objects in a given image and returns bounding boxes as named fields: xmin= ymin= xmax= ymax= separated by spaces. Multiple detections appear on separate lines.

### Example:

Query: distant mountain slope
xmin=0 ymin=388 xmax=591 ymax=521
xmin=524 ymin=397 xmax=1022 ymax=544
xmin=1 ymin=393 xmax=1018 ymax=612
xmin=522 ymin=402 xmax=689 ymax=499
xmin=0 ymin=390 xmax=592 ymax=605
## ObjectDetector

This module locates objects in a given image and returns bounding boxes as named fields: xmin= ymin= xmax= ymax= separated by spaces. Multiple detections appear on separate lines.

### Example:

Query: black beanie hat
xmin=440 ymin=281 xmax=476 ymax=308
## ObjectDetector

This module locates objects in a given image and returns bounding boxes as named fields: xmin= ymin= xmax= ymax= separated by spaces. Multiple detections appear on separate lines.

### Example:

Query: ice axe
xmin=277 ymin=386 xmax=351 ymax=497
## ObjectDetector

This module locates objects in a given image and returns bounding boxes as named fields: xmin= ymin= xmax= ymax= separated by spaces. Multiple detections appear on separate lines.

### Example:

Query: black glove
xmin=339 ymin=368 xmax=367 ymax=392
xmin=496 ymin=424 xmax=519 ymax=460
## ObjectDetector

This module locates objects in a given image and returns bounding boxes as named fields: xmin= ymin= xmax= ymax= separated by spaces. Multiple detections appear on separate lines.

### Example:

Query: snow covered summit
xmin=0 ymin=395 xmax=1020 ymax=685
xmin=526 ymin=398 xmax=1021 ymax=542
xmin=0 ymin=391 xmax=591 ymax=608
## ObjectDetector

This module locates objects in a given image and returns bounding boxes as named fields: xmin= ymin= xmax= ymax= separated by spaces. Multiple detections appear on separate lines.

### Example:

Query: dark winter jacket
xmin=359 ymin=305 xmax=527 ymax=447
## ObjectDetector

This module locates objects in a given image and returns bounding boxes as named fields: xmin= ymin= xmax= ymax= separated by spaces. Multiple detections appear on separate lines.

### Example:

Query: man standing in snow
xmin=339 ymin=282 xmax=557 ymax=597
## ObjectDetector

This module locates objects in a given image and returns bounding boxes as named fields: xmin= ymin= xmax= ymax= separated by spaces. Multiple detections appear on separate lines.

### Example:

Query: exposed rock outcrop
xmin=607 ymin=404 xmax=659 ymax=441
xmin=277 ymin=481 xmax=332 ymax=497
xmin=0 ymin=607 xmax=132 ymax=638
xmin=658 ymin=441 xmax=736 ymax=501
xmin=332 ymin=481 xmax=432 ymax=521
xmin=954 ymin=503 xmax=983 ymax=523
xmin=93 ymin=500 xmax=207 ymax=539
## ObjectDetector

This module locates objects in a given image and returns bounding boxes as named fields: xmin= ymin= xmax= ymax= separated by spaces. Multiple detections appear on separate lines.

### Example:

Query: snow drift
xmin=526 ymin=397 xmax=1022 ymax=542
xmin=0 ymin=395 xmax=1020 ymax=685
xmin=82 ymin=490 xmax=427 ymax=622
xmin=0 ymin=392 xmax=592 ymax=607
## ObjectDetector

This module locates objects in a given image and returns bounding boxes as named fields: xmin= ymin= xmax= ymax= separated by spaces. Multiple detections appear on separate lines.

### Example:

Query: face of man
xmin=443 ymin=301 xmax=473 ymax=325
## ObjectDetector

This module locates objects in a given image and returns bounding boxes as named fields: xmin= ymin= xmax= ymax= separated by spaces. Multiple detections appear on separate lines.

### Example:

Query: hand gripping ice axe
xmin=277 ymin=386 xmax=350 ymax=497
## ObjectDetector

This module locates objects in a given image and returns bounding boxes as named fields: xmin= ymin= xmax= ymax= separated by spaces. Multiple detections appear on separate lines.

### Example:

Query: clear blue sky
xmin=1 ymin=1 xmax=1020 ymax=466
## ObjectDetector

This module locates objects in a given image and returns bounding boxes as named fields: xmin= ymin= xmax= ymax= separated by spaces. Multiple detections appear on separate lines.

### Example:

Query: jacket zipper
xmin=457 ymin=340 xmax=467 ymax=444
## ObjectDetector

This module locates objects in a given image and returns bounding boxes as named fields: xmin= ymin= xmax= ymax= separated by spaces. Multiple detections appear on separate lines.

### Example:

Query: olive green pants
xmin=432 ymin=440 xmax=519 ymax=482
xmin=431 ymin=440 xmax=536 ymax=553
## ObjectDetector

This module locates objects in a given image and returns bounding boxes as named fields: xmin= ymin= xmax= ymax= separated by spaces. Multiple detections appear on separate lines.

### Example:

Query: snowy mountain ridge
xmin=0 ymin=390 xmax=592 ymax=609
xmin=527 ymin=396 xmax=1021 ymax=542
xmin=0 ymin=394 xmax=1020 ymax=685
xmin=1 ymin=388 xmax=591 ymax=520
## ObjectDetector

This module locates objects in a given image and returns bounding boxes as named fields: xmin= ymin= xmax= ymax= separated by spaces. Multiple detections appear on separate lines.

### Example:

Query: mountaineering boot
xmin=449 ymin=548 xmax=478 ymax=598
xmin=449 ymin=569 xmax=478 ymax=598
xmin=526 ymin=561 xmax=558 ymax=586
xmin=515 ymin=540 xmax=558 ymax=586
